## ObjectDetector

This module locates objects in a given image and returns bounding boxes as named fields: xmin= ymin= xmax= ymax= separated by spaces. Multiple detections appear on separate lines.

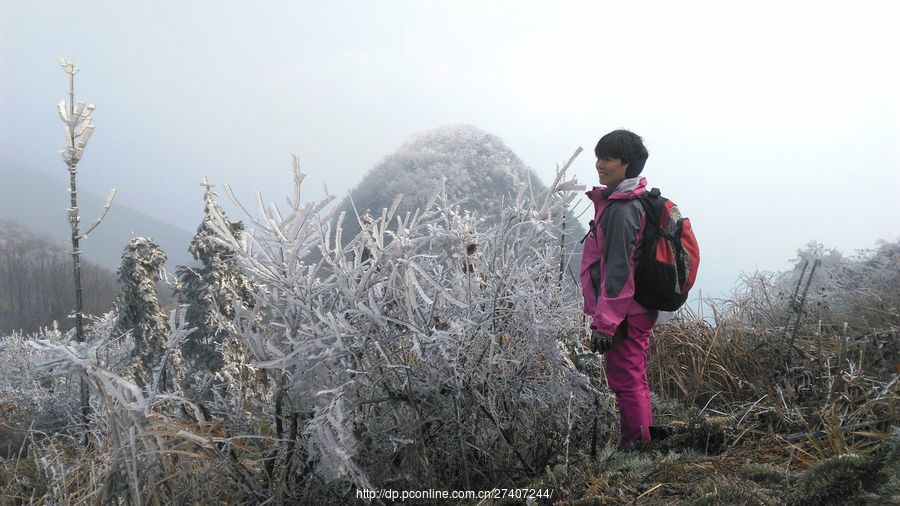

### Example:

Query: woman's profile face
xmin=595 ymin=157 xmax=628 ymax=188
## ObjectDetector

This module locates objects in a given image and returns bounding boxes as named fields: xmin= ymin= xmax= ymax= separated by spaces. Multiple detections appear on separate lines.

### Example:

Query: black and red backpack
xmin=633 ymin=188 xmax=700 ymax=311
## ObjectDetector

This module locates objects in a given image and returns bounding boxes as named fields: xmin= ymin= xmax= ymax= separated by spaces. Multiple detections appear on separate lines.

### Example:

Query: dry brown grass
xmin=649 ymin=313 xmax=898 ymax=454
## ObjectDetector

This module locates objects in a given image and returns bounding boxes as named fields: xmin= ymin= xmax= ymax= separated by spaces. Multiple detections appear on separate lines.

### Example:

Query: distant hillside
xmin=331 ymin=124 xmax=585 ymax=269
xmin=0 ymin=219 xmax=119 ymax=334
xmin=0 ymin=164 xmax=193 ymax=271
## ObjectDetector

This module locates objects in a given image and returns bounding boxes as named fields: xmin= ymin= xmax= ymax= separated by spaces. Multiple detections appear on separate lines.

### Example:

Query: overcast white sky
xmin=2 ymin=0 xmax=898 ymax=304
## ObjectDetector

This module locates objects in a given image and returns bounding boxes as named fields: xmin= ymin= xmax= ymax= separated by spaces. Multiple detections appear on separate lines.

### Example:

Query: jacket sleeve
xmin=591 ymin=201 xmax=644 ymax=335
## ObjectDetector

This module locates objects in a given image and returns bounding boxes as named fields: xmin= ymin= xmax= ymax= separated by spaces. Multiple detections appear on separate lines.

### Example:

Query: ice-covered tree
xmin=176 ymin=178 xmax=258 ymax=373
xmin=112 ymin=237 xmax=169 ymax=387
xmin=57 ymin=58 xmax=116 ymax=433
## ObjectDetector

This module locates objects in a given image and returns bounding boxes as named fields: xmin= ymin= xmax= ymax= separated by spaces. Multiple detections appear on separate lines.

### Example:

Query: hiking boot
xmin=649 ymin=425 xmax=672 ymax=441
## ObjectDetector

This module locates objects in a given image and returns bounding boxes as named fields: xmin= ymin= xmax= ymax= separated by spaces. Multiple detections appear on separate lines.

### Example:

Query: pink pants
xmin=603 ymin=312 xmax=657 ymax=447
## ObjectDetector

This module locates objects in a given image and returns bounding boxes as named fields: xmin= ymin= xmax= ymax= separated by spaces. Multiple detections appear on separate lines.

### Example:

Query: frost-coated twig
xmin=80 ymin=188 xmax=117 ymax=239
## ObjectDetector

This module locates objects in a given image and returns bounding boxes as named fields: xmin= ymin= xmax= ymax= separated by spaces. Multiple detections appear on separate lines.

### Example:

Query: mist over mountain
xmin=331 ymin=124 xmax=586 ymax=268
xmin=0 ymin=164 xmax=193 ymax=271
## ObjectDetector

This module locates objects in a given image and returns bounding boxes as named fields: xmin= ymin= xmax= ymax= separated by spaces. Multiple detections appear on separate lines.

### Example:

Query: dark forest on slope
xmin=0 ymin=219 xmax=117 ymax=334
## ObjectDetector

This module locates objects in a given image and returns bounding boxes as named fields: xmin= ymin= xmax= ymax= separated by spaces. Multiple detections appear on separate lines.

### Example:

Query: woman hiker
xmin=580 ymin=129 xmax=659 ymax=449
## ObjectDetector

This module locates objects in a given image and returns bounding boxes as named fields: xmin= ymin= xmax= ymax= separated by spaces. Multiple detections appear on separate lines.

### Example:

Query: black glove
xmin=590 ymin=330 xmax=614 ymax=353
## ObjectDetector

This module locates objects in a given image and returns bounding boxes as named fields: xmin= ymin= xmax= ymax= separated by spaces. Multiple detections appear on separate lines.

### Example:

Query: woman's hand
xmin=590 ymin=330 xmax=614 ymax=353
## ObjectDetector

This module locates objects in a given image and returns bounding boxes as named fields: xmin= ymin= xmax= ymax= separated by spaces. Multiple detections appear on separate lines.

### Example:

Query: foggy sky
xmin=2 ymin=0 xmax=898 ymax=304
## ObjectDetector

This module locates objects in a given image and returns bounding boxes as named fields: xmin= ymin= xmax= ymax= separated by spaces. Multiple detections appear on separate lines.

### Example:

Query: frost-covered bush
xmin=21 ymin=311 xmax=232 ymax=505
xmin=0 ymin=327 xmax=73 ymax=458
xmin=732 ymin=240 xmax=899 ymax=333
xmin=0 ymin=313 xmax=116 ymax=459
xmin=210 ymin=152 xmax=606 ymax=494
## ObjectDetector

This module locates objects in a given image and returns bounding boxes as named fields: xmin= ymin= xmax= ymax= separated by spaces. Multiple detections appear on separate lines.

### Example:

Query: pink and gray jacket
xmin=580 ymin=177 xmax=656 ymax=336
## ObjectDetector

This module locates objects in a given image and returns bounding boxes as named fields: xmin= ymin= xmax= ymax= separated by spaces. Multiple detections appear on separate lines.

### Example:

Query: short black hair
xmin=594 ymin=129 xmax=648 ymax=163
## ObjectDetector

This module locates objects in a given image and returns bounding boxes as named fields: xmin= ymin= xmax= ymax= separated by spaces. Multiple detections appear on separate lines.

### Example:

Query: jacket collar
xmin=585 ymin=177 xmax=648 ymax=205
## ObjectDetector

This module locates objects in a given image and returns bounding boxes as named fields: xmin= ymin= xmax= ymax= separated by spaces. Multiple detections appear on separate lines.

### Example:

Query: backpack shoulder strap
xmin=579 ymin=219 xmax=596 ymax=244
xmin=638 ymin=188 xmax=663 ymax=229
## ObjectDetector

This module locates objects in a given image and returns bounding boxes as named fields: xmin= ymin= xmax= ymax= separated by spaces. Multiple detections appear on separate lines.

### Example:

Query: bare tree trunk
xmin=69 ymin=178 xmax=84 ymax=344
xmin=64 ymin=70 xmax=91 ymax=439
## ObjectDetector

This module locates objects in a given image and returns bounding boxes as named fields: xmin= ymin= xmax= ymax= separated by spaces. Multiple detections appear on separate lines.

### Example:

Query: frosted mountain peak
xmin=331 ymin=124 xmax=584 ymax=248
